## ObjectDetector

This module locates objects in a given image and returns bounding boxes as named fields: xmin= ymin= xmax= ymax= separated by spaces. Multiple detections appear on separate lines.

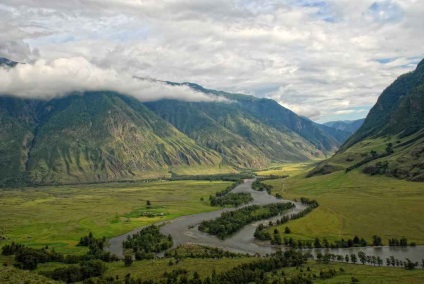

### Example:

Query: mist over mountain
xmin=0 ymin=58 xmax=351 ymax=187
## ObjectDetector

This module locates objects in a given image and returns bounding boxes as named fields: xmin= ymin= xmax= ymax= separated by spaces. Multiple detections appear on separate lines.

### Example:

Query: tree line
xmin=254 ymin=197 xmax=319 ymax=242
xmin=252 ymin=179 xmax=273 ymax=194
xmin=123 ymin=225 xmax=173 ymax=260
xmin=346 ymin=144 xmax=393 ymax=173
xmin=315 ymin=251 xmax=421 ymax=270
xmin=209 ymin=192 xmax=253 ymax=207
xmin=199 ymin=202 xmax=295 ymax=239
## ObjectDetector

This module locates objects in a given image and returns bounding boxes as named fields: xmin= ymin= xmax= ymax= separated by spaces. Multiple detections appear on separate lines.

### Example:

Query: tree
xmin=350 ymin=254 xmax=357 ymax=264
xmin=124 ymin=255 xmax=133 ymax=267
xmin=358 ymin=252 xmax=366 ymax=265
xmin=314 ymin=237 xmax=321 ymax=248
xmin=146 ymin=200 xmax=151 ymax=206
xmin=372 ymin=235 xmax=382 ymax=246
xmin=345 ymin=254 xmax=349 ymax=263
xmin=284 ymin=227 xmax=291 ymax=234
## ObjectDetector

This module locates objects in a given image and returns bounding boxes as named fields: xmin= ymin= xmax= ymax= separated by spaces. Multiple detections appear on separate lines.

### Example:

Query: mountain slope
xmin=0 ymin=92 xmax=223 ymax=186
xmin=154 ymin=82 xmax=350 ymax=152
xmin=323 ymin=118 xmax=365 ymax=134
xmin=311 ymin=59 xmax=424 ymax=181
xmin=0 ymin=58 xmax=351 ymax=186
xmin=145 ymin=99 xmax=324 ymax=169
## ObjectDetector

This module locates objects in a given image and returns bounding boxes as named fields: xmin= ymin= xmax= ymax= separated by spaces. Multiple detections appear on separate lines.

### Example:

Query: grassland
xmin=0 ymin=266 xmax=59 ymax=284
xmin=259 ymin=163 xmax=424 ymax=244
xmin=274 ymin=261 xmax=424 ymax=283
xmin=0 ymin=180 xmax=231 ymax=254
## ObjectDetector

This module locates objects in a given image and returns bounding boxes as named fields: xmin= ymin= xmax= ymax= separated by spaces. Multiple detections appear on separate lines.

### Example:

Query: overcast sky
xmin=0 ymin=0 xmax=423 ymax=122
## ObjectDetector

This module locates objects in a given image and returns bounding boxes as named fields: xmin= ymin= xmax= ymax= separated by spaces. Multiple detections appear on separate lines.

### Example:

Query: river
xmin=106 ymin=179 xmax=424 ymax=263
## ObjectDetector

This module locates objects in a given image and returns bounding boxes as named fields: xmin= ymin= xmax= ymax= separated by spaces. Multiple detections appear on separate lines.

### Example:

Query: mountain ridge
xmin=0 ymin=57 xmax=351 ymax=186
xmin=310 ymin=59 xmax=424 ymax=181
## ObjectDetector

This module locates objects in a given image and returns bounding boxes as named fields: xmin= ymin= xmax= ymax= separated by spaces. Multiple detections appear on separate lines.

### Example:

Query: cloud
xmin=0 ymin=0 xmax=423 ymax=121
xmin=0 ymin=57 xmax=226 ymax=102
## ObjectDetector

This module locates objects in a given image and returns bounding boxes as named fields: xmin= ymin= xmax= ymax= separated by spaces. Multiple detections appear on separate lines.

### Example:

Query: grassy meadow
xmin=0 ymin=180 xmax=231 ymax=254
xmin=273 ymin=261 xmax=424 ymax=284
xmin=259 ymin=163 xmax=424 ymax=244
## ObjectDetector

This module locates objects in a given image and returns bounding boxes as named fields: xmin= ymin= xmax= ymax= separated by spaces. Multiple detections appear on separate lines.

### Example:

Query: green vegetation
xmin=0 ymin=180 xmax=231 ymax=253
xmin=252 ymin=179 xmax=273 ymax=194
xmin=199 ymin=202 xmax=295 ymax=239
xmin=123 ymin=225 xmax=173 ymax=260
xmin=0 ymin=266 xmax=59 ymax=284
xmin=321 ymin=59 xmax=424 ymax=182
xmin=209 ymin=192 xmax=253 ymax=207
xmin=164 ymin=244 xmax=246 ymax=259
xmin=0 ymin=76 xmax=351 ymax=186
xmin=263 ymin=164 xmax=424 ymax=244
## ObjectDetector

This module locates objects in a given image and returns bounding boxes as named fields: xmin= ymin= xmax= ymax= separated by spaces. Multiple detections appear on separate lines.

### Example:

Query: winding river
xmin=106 ymin=179 xmax=424 ymax=263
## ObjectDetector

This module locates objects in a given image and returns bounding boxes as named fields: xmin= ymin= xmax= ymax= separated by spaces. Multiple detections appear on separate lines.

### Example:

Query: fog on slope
xmin=0 ymin=57 xmax=226 ymax=103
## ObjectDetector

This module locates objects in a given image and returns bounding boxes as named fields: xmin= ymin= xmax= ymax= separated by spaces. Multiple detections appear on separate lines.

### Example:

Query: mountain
xmin=310 ymin=59 xmax=424 ymax=181
xmin=0 ymin=57 xmax=18 ymax=68
xmin=0 ymin=58 xmax=350 ymax=186
xmin=323 ymin=118 xmax=365 ymax=134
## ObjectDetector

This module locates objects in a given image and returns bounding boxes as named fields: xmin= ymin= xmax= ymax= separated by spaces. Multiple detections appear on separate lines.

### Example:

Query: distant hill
xmin=323 ymin=118 xmax=365 ymax=134
xmin=310 ymin=59 xmax=424 ymax=181
xmin=0 ymin=58 xmax=350 ymax=186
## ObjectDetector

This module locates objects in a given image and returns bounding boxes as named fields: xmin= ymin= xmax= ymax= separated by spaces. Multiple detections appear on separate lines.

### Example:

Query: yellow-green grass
xmin=0 ymin=266 xmax=59 ymax=284
xmin=256 ymin=162 xmax=315 ymax=177
xmin=265 ymin=164 xmax=424 ymax=244
xmin=104 ymin=257 xmax=255 ymax=281
xmin=0 ymin=180 xmax=231 ymax=254
xmin=276 ymin=261 xmax=424 ymax=283
xmin=170 ymin=164 xmax=237 ymax=176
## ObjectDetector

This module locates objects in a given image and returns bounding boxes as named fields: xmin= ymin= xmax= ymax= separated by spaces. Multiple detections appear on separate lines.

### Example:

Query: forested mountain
xmin=311 ymin=59 xmax=424 ymax=181
xmin=323 ymin=119 xmax=365 ymax=134
xmin=0 ymin=58 xmax=350 ymax=186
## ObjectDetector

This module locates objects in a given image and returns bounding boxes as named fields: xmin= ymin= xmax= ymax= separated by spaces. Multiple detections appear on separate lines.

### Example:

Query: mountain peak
xmin=0 ymin=57 xmax=18 ymax=68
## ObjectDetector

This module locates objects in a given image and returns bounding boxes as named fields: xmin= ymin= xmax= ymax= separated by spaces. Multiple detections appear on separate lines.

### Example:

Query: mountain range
xmin=323 ymin=119 xmax=365 ymax=135
xmin=0 ymin=58 xmax=350 ymax=186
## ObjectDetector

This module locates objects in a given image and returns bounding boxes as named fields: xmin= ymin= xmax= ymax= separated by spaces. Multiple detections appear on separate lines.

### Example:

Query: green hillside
xmin=0 ymin=58 xmax=351 ymax=186
xmin=0 ymin=93 xmax=223 ymax=186
xmin=311 ymin=59 xmax=424 ymax=181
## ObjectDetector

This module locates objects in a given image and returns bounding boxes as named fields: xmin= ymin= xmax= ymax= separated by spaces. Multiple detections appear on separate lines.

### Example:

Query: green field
xmin=0 ymin=180 xmax=231 ymax=254
xmin=273 ymin=261 xmax=424 ymax=283
xmin=262 ymin=164 xmax=424 ymax=244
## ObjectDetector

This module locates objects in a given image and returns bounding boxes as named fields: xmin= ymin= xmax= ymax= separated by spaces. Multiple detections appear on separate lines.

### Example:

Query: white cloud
xmin=0 ymin=0 xmax=423 ymax=121
xmin=0 ymin=57 xmax=225 ymax=102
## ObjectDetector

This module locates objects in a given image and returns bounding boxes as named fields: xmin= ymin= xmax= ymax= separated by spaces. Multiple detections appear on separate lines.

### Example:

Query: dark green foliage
xmin=252 ymin=179 xmax=273 ymax=194
xmin=345 ymin=149 xmax=392 ymax=173
xmin=209 ymin=192 xmax=253 ymax=207
xmin=388 ymin=237 xmax=409 ymax=246
xmin=306 ymin=164 xmax=344 ymax=177
xmin=213 ymin=181 xmax=242 ymax=197
xmin=199 ymin=202 xmax=295 ymax=239
xmin=124 ymin=255 xmax=133 ymax=267
xmin=1 ymin=242 xmax=64 ymax=270
xmin=211 ymin=249 xmax=309 ymax=284
xmin=78 ymin=233 xmax=118 ymax=262
xmin=164 ymin=245 xmax=245 ymax=259
xmin=372 ymin=235 xmax=383 ymax=246
xmin=45 ymin=260 xmax=107 ymax=282
xmin=254 ymin=224 xmax=272 ymax=241
xmin=123 ymin=225 xmax=173 ymax=258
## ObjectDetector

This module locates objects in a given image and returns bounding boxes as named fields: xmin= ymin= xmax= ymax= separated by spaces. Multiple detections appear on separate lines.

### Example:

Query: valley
xmin=1 ymin=163 xmax=423 ymax=283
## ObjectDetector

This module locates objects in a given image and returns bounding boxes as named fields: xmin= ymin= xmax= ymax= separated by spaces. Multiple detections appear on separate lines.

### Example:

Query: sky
xmin=0 ymin=0 xmax=423 ymax=123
